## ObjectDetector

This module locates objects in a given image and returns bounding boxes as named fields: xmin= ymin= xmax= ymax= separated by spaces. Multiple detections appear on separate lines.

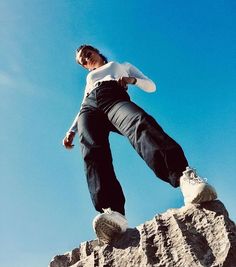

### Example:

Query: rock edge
xmin=49 ymin=200 xmax=236 ymax=267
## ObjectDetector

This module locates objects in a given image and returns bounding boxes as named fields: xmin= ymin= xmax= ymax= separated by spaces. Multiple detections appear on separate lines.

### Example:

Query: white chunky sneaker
xmin=180 ymin=167 xmax=217 ymax=205
xmin=92 ymin=208 xmax=128 ymax=245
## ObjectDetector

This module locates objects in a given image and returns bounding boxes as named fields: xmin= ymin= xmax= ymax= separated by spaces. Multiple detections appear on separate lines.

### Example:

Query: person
xmin=62 ymin=44 xmax=217 ymax=244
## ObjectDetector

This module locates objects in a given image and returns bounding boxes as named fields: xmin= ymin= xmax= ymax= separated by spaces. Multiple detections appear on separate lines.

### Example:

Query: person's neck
xmin=93 ymin=60 xmax=107 ymax=70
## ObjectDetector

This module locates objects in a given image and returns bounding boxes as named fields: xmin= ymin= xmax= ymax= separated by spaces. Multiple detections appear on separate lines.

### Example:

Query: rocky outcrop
xmin=49 ymin=200 xmax=236 ymax=267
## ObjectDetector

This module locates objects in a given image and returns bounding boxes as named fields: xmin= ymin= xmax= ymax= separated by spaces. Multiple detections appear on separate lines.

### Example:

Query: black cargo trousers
xmin=77 ymin=81 xmax=188 ymax=215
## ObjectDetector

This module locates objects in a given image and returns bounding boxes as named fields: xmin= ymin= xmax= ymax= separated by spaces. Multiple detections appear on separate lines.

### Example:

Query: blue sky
xmin=1 ymin=1 xmax=235 ymax=266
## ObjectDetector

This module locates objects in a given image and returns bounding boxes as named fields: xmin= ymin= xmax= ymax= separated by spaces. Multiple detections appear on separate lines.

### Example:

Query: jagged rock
xmin=49 ymin=200 xmax=236 ymax=267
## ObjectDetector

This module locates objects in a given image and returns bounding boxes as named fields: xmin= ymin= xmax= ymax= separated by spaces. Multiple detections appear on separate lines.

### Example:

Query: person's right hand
xmin=62 ymin=131 xmax=75 ymax=149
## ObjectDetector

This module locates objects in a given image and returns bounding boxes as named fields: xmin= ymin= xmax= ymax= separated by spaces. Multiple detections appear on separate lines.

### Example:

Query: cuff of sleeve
xmin=68 ymin=126 xmax=77 ymax=134
xmin=135 ymin=78 xmax=156 ymax=92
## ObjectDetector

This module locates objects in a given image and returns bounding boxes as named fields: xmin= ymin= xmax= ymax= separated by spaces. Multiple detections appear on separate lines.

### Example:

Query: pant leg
xmin=78 ymin=106 xmax=125 ymax=215
xmin=96 ymin=85 xmax=188 ymax=187
xmin=109 ymin=101 xmax=188 ymax=187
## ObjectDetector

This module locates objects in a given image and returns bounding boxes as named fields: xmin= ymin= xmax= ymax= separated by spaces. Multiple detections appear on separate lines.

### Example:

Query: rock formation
xmin=49 ymin=200 xmax=236 ymax=267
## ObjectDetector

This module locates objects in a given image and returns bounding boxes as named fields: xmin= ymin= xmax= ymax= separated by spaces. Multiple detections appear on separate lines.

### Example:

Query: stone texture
xmin=49 ymin=200 xmax=236 ymax=267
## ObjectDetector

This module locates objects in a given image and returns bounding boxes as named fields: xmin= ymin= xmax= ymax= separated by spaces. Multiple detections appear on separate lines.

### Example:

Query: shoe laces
xmin=183 ymin=167 xmax=207 ymax=184
xmin=102 ymin=208 xmax=113 ymax=214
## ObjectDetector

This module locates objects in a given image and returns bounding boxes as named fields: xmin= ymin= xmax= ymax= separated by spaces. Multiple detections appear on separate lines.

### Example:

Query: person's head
xmin=75 ymin=45 xmax=108 ymax=71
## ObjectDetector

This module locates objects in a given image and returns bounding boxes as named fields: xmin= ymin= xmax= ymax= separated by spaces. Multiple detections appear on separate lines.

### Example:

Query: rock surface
xmin=49 ymin=200 xmax=236 ymax=267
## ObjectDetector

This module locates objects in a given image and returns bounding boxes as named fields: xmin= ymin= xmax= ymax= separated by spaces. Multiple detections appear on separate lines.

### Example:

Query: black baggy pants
xmin=77 ymin=81 xmax=188 ymax=215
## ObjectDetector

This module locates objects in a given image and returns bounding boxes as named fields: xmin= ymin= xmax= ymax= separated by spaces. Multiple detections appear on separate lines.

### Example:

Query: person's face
xmin=76 ymin=47 xmax=103 ymax=70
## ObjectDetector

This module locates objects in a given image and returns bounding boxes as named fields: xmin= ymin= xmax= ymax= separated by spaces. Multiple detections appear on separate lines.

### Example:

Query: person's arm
xmin=62 ymin=87 xmax=88 ymax=149
xmin=62 ymin=107 xmax=82 ymax=149
xmin=62 ymin=115 xmax=76 ymax=149
xmin=68 ymin=112 xmax=79 ymax=133
xmin=62 ymin=111 xmax=79 ymax=149
xmin=122 ymin=62 xmax=156 ymax=92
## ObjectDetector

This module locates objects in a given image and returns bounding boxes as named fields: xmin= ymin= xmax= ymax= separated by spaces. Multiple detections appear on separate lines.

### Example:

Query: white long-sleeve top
xmin=68 ymin=61 xmax=156 ymax=133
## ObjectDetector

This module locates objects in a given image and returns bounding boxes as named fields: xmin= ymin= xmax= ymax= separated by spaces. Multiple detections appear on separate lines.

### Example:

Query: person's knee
xmin=82 ymin=143 xmax=107 ymax=162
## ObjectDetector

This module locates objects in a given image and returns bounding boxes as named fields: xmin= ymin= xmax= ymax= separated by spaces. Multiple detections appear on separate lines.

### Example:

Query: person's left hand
xmin=62 ymin=131 xmax=75 ymax=149
xmin=117 ymin=76 xmax=136 ymax=88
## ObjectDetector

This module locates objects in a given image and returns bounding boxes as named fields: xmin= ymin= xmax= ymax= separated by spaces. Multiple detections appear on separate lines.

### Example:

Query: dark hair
xmin=76 ymin=44 xmax=108 ymax=64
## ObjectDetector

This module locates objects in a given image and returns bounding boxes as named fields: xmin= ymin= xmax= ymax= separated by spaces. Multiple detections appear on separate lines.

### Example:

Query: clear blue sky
xmin=1 ymin=1 xmax=235 ymax=266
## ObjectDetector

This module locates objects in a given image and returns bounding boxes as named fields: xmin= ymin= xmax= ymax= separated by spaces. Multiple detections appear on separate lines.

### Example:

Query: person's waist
xmin=95 ymin=80 xmax=119 ymax=88
xmin=95 ymin=80 xmax=128 ymax=91
xmin=84 ymin=80 xmax=127 ymax=99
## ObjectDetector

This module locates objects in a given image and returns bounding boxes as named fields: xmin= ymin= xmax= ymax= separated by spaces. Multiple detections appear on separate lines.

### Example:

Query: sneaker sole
xmin=94 ymin=217 xmax=122 ymax=244
xmin=190 ymin=184 xmax=217 ymax=204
